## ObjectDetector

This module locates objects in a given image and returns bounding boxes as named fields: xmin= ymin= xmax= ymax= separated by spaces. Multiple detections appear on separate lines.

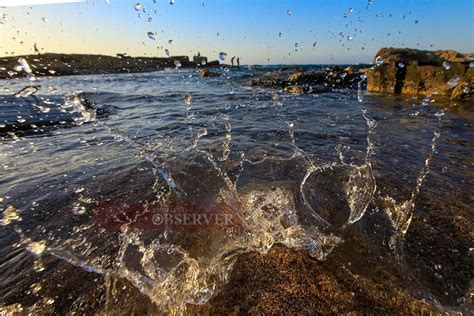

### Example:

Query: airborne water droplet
xmin=398 ymin=62 xmax=405 ymax=68
xmin=147 ymin=32 xmax=156 ymax=40
xmin=218 ymin=52 xmax=227 ymax=61
xmin=375 ymin=56 xmax=384 ymax=65
xmin=287 ymin=9 xmax=292 ymax=16
xmin=165 ymin=49 xmax=171 ymax=57
xmin=169 ymin=0 xmax=175 ymax=4
xmin=174 ymin=60 xmax=182 ymax=68
xmin=41 ymin=17 xmax=48 ymax=23
xmin=168 ymin=39 xmax=173 ymax=44
xmin=134 ymin=3 xmax=143 ymax=11
xmin=442 ymin=61 xmax=451 ymax=70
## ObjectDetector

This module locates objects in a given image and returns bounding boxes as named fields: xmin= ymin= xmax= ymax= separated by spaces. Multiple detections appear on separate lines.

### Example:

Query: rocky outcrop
xmin=250 ymin=66 xmax=362 ymax=94
xmin=367 ymin=48 xmax=473 ymax=100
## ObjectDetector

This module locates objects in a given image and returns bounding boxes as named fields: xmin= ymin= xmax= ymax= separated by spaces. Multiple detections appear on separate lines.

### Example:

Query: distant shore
xmin=0 ymin=53 xmax=222 ymax=79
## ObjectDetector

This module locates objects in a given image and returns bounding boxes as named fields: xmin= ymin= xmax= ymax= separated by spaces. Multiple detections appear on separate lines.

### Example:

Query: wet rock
xmin=250 ymin=66 xmax=361 ymax=94
xmin=367 ymin=48 xmax=473 ymax=100
xmin=284 ymin=85 xmax=305 ymax=94
xmin=198 ymin=69 xmax=221 ymax=78
xmin=278 ymin=66 xmax=306 ymax=72
xmin=189 ymin=243 xmax=440 ymax=315
xmin=283 ymin=85 xmax=332 ymax=94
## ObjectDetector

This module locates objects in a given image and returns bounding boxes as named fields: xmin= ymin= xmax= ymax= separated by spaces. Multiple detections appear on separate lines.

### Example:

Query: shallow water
xmin=0 ymin=67 xmax=472 ymax=314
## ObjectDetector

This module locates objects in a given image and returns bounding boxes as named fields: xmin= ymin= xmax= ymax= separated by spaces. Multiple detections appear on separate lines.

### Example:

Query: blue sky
xmin=1 ymin=0 xmax=473 ymax=64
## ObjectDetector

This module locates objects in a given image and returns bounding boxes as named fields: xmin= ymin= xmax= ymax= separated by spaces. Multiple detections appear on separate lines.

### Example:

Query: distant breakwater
xmin=0 ymin=53 xmax=222 ymax=79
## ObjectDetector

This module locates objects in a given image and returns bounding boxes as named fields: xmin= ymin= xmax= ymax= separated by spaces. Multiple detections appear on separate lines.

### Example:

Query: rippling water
xmin=0 ymin=67 xmax=472 ymax=314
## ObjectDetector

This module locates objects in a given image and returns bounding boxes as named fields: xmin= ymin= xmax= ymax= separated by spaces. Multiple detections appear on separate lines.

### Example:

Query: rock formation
xmin=250 ymin=66 xmax=363 ymax=94
xmin=367 ymin=48 xmax=473 ymax=100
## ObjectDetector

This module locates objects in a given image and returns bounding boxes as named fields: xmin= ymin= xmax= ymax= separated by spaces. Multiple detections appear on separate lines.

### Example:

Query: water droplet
xmin=375 ymin=56 xmax=384 ymax=65
xmin=134 ymin=3 xmax=143 ymax=11
xmin=1 ymin=205 xmax=20 ymax=225
xmin=30 ymin=283 xmax=42 ymax=294
xmin=414 ymin=20 xmax=419 ymax=24
xmin=184 ymin=92 xmax=192 ymax=105
xmin=147 ymin=31 xmax=156 ymax=40
xmin=218 ymin=52 xmax=227 ymax=61
xmin=348 ymin=7 xmax=353 ymax=13
xmin=442 ymin=61 xmax=451 ymax=70
xmin=398 ymin=62 xmax=405 ymax=68
xmin=168 ymin=39 xmax=173 ymax=44
xmin=470 ymin=62 xmax=474 ymax=68
xmin=447 ymin=76 xmax=460 ymax=88
xmin=313 ymin=41 xmax=317 ymax=47
xmin=174 ymin=60 xmax=182 ymax=68
xmin=33 ymin=260 xmax=45 ymax=272
xmin=105 ymin=0 xmax=110 ymax=4
xmin=41 ymin=17 xmax=48 ymax=23
xmin=287 ymin=9 xmax=292 ymax=16
xmin=27 ymin=241 xmax=47 ymax=255
xmin=0 ymin=14 xmax=7 ymax=24
xmin=294 ymin=43 xmax=298 ymax=48
xmin=165 ymin=49 xmax=170 ymax=57
xmin=72 ymin=203 xmax=86 ymax=215
xmin=16 ymin=58 xmax=33 ymax=74
xmin=278 ymin=32 xmax=282 ymax=37
xmin=74 ymin=187 xmax=85 ymax=193
xmin=169 ymin=0 xmax=175 ymax=4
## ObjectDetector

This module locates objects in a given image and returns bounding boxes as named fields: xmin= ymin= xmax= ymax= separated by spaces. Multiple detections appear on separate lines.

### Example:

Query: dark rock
xmin=367 ymin=48 xmax=473 ymax=100
xmin=198 ymin=69 xmax=221 ymax=78
xmin=250 ymin=66 xmax=362 ymax=94
xmin=279 ymin=66 xmax=306 ymax=72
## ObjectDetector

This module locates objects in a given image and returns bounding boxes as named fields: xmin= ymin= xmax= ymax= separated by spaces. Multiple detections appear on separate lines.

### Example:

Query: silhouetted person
xmin=236 ymin=57 xmax=240 ymax=66
xmin=231 ymin=56 xmax=235 ymax=66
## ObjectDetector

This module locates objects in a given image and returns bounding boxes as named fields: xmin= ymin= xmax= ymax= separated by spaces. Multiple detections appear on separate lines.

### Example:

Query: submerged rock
xmin=367 ymin=48 xmax=473 ymax=100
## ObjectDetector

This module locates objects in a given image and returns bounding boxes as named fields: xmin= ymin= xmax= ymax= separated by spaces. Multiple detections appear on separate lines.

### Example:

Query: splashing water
xmin=0 ymin=67 xmax=467 ymax=315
